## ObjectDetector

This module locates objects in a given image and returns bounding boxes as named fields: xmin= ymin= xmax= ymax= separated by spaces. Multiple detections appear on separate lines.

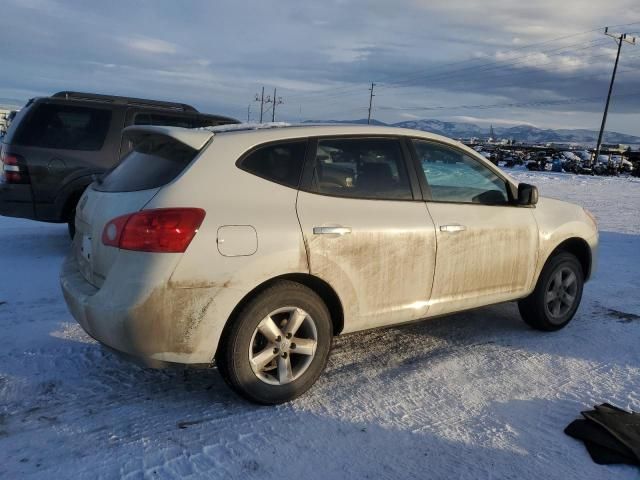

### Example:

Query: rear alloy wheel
xmin=518 ymin=252 xmax=584 ymax=331
xmin=249 ymin=307 xmax=318 ymax=386
xmin=217 ymin=281 xmax=332 ymax=404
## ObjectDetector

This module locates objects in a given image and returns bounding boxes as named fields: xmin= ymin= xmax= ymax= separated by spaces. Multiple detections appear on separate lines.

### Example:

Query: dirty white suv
xmin=61 ymin=124 xmax=598 ymax=404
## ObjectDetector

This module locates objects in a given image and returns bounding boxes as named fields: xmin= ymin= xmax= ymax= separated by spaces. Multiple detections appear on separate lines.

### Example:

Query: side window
xmin=412 ymin=139 xmax=509 ymax=205
xmin=15 ymin=104 xmax=111 ymax=151
xmin=238 ymin=141 xmax=307 ymax=188
xmin=310 ymin=138 xmax=412 ymax=200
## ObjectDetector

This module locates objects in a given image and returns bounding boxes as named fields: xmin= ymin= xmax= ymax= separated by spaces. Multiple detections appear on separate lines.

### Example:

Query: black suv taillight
xmin=0 ymin=148 xmax=29 ymax=184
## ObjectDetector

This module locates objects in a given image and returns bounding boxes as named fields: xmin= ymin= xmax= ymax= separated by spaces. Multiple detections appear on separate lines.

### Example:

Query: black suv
xmin=0 ymin=91 xmax=238 ymax=235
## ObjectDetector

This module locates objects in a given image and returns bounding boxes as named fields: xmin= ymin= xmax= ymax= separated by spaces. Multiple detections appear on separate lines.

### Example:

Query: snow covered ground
xmin=0 ymin=171 xmax=639 ymax=479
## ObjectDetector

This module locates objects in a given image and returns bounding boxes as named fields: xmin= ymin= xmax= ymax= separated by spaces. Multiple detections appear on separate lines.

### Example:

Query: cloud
xmin=449 ymin=116 xmax=538 ymax=127
xmin=124 ymin=36 xmax=178 ymax=55
xmin=0 ymin=0 xmax=638 ymax=134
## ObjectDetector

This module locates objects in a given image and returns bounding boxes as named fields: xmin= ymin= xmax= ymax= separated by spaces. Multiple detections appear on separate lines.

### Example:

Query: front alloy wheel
xmin=518 ymin=252 xmax=584 ymax=331
xmin=544 ymin=266 xmax=578 ymax=322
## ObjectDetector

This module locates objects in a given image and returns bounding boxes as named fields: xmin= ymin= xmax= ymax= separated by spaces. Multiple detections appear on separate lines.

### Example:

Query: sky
xmin=1 ymin=0 xmax=640 ymax=135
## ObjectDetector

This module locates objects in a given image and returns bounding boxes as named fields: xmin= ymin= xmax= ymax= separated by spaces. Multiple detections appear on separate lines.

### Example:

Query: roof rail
xmin=51 ymin=91 xmax=198 ymax=112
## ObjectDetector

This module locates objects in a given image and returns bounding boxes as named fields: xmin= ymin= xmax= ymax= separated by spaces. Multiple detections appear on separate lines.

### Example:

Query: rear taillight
xmin=1 ymin=149 xmax=29 ymax=184
xmin=102 ymin=208 xmax=206 ymax=253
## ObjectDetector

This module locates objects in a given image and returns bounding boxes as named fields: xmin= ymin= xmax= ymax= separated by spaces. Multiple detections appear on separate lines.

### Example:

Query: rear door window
xmin=309 ymin=137 xmax=413 ymax=200
xmin=95 ymin=133 xmax=198 ymax=192
xmin=14 ymin=103 xmax=111 ymax=151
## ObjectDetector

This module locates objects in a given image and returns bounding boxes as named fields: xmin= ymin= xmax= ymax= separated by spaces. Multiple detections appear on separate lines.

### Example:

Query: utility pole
xmin=247 ymin=104 xmax=251 ymax=122
xmin=269 ymin=88 xmax=283 ymax=122
xmin=367 ymin=82 xmax=376 ymax=124
xmin=254 ymin=86 xmax=265 ymax=123
xmin=254 ymin=87 xmax=283 ymax=123
xmin=593 ymin=28 xmax=636 ymax=165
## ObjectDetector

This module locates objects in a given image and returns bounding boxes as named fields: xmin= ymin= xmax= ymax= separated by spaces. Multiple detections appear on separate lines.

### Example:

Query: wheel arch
xmin=218 ymin=273 xmax=345 ymax=354
xmin=62 ymin=188 xmax=85 ymax=221
xmin=55 ymin=175 xmax=95 ymax=221
xmin=545 ymin=237 xmax=593 ymax=281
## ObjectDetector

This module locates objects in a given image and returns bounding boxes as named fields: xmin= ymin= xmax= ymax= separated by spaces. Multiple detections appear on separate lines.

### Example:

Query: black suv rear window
xmin=14 ymin=103 xmax=111 ymax=151
xmin=133 ymin=112 xmax=226 ymax=129
xmin=95 ymin=133 xmax=198 ymax=192
xmin=138 ymin=113 xmax=200 ymax=128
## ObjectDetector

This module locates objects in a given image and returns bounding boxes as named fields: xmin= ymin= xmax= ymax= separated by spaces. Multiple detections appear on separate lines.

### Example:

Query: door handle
xmin=440 ymin=224 xmax=466 ymax=233
xmin=313 ymin=226 xmax=352 ymax=235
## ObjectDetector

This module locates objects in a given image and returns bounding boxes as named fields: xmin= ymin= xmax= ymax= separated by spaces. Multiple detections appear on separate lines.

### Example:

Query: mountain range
xmin=304 ymin=119 xmax=640 ymax=145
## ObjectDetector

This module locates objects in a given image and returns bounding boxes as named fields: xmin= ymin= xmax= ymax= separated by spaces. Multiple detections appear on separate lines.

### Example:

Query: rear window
xmin=134 ymin=113 xmax=198 ymax=128
xmin=95 ymin=133 xmax=198 ymax=192
xmin=134 ymin=112 xmax=233 ymax=129
xmin=14 ymin=103 xmax=111 ymax=150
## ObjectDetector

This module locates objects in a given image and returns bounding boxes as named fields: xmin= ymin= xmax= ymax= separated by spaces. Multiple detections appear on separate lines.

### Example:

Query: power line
xmin=292 ymin=39 xmax=637 ymax=114
xmin=281 ymin=26 xmax=612 ymax=102
xmin=288 ymin=36 xmax=610 ymax=105
xmin=286 ymin=53 xmax=611 ymax=116
xmin=378 ymin=38 xmax=609 ymax=91
xmin=402 ymin=47 xmax=635 ymax=93
xmin=375 ymin=91 xmax=640 ymax=112
xmin=291 ymin=62 xmax=640 ymax=118
xmin=273 ymin=22 xmax=640 ymax=123
xmin=281 ymin=64 xmax=640 ymax=124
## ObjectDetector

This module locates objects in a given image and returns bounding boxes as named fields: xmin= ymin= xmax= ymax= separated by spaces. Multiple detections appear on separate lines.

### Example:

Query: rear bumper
xmin=60 ymin=248 xmax=221 ymax=367
xmin=0 ymin=182 xmax=36 ymax=219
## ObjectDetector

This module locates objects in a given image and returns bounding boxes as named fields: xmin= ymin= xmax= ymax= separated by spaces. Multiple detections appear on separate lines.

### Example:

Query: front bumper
xmin=60 ymin=249 xmax=221 ymax=367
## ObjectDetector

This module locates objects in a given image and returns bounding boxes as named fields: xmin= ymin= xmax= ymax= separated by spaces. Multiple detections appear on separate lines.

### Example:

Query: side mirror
xmin=517 ymin=183 xmax=538 ymax=206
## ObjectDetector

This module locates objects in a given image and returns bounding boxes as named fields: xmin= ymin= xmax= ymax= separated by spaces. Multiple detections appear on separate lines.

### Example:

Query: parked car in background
xmin=620 ymin=158 xmax=633 ymax=173
xmin=5 ymin=110 xmax=17 ymax=129
xmin=0 ymin=92 xmax=238 ymax=236
xmin=0 ymin=110 xmax=18 ymax=138
xmin=61 ymin=124 xmax=598 ymax=404
xmin=564 ymin=157 xmax=594 ymax=175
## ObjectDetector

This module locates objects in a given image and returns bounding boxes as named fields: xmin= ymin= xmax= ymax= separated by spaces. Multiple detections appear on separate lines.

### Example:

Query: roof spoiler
xmin=52 ymin=91 xmax=198 ymax=112
xmin=122 ymin=125 xmax=214 ymax=151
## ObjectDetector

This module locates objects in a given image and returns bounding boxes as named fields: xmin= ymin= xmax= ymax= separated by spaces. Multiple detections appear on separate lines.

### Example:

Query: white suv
xmin=61 ymin=124 xmax=598 ymax=404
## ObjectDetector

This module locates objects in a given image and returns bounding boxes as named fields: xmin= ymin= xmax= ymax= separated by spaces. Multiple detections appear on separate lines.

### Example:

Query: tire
xmin=518 ymin=252 xmax=584 ymax=331
xmin=67 ymin=218 xmax=76 ymax=239
xmin=65 ymin=194 xmax=82 ymax=239
xmin=216 ymin=280 xmax=333 ymax=404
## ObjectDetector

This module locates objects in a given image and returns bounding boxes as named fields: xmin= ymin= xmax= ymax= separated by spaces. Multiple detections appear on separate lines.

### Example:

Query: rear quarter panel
xmin=142 ymin=133 xmax=309 ymax=362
